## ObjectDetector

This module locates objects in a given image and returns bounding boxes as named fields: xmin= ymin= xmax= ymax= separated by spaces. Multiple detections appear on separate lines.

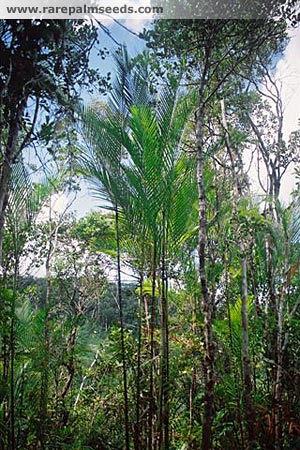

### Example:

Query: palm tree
xmin=2 ymin=161 xmax=59 ymax=450
xmin=79 ymin=47 xmax=198 ymax=450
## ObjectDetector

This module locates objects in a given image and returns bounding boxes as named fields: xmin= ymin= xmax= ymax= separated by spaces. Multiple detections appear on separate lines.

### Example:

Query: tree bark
xmin=115 ymin=206 xmax=130 ymax=450
xmin=158 ymin=220 xmax=169 ymax=450
xmin=135 ymin=272 xmax=143 ymax=450
xmin=196 ymin=61 xmax=215 ymax=450
xmin=148 ymin=242 xmax=157 ymax=450
xmin=241 ymin=255 xmax=256 ymax=447
xmin=221 ymin=98 xmax=256 ymax=448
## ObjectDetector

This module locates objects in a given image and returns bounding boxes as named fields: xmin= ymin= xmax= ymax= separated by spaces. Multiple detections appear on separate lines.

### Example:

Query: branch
xmin=17 ymin=97 xmax=40 ymax=158
xmin=94 ymin=19 xmax=121 ymax=46
xmin=110 ymin=18 xmax=145 ymax=39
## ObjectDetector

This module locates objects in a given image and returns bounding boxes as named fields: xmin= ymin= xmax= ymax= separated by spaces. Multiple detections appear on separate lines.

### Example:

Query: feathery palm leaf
xmin=79 ymin=47 xmax=199 ymax=270
xmin=7 ymin=162 xmax=59 ymax=234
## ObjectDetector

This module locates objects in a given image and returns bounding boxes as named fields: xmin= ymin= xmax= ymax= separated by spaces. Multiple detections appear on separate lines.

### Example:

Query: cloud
xmin=122 ymin=18 xmax=150 ymax=32
xmin=275 ymin=27 xmax=300 ymax=200
xmin=37 ymin=192 xmax=70 ymax=223
xmin=275 ymin=26 xmax=300 ymax=137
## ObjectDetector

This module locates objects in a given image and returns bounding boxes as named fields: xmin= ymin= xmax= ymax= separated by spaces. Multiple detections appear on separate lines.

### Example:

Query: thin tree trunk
xmin=39 ymin=206 xmax=60 ymax=448
xmin=144 ymin=294 xmax=150 ymax=338
xmin=39 ymin=237 xmax=52 ymax=450
xmin=73 ymin=350 xmax=99 ymax=410
xmin=135 ymin=272 xmax=143 ymax=450
xmin=1 ymin=291 xmax=10 ymax=443
xmin=9 ymin=237 xmax=19 ymax=450
xmin=9 ymin=287 xmax=17 ymax=450
xmin=115 ymin=206 xmax=130 ymax=450
xmin=241 ymin=255 xmax=256 ymax=447
xmin=148 ymin=241 xmax=157 ymax=450
xmin=221 ymin=98 xmax=256 ymax=447
xmin=273 ymin=296 xmax=283 ymax=450
xmin=273 ymin=244 xmax=289 ymax=450
xmin=59 ymin=326 xmax=77 ymax=400
xmin=189 ymin=290 xmax=198 ymax=450
xmin=159 ymin=222 xmax=169 ymax=450
xmin=197 ymin=71 xmax=215 ymax=450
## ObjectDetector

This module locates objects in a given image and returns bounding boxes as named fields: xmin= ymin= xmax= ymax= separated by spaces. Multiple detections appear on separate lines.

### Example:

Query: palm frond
xmin=6 ymin=161 xmax=59 ymax=237
xmin=79 ymin=49 xmax=198 ymax=258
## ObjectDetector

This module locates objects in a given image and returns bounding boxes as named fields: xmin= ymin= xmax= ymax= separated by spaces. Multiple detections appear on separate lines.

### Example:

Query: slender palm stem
xmin=115 ymin=206 xmax=130 ymax=450
xmin=149 ymin=241 xmax=157 ymax=450
xmin=135 ymin=272 xmax=143 ymax=450
xmin=159 ymin=215 xmax=169 ymax=450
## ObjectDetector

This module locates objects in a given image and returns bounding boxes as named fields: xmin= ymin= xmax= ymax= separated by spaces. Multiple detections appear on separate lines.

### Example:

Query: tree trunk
xmin=135 ymin=273 xmax=143 ymax=450
xmin=221 ymin=98 xmax=256 ymax=448
xmin=241 ymin=255 xmax=256 ymax=447
xmin=273 ymin=244 xmax=289 ymax=450
xmin=158 ymin=224 xmax=169 ymax=450
xmin=273 ymin=296 xmax=283 ymax=450
xmin=1 ymin=289 xmax=10 ymax=445
xmin=149 ymin=241 xmax=157 ymax=450
xmin=115 ymin=206 xmax=130 ymax=450
xmin=39 ymin=233 xmax=52 ymax=449
xmin=9 ymin=242 xmax=19 ymax=450
xmin=197 ymin=75 xmax=215 ymax=450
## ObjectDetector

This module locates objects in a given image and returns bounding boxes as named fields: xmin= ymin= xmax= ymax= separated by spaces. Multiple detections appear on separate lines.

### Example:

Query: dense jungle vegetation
xmin=1 ymin=15 xmax=300 ymax=450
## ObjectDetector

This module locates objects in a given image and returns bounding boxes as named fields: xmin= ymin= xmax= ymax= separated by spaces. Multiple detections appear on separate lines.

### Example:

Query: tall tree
xmin=242 ymin=70 xmax=300 ymax=450
xmin=80 ymin=48 xmax=198 ymax=449
xmin=0 ymin=19 xmax=110 ymax=263
xmin=145 ymin=19 xmax=286 ymax=450
xmin=1 ymin=163 xmax=59 ymax=450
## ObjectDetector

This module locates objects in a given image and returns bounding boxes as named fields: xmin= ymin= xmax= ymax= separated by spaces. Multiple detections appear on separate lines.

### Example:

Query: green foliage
xmin=2 ymin=18 xmax=300 ymax=450
xmin=72 ymin=211 xmax=116 ymax=256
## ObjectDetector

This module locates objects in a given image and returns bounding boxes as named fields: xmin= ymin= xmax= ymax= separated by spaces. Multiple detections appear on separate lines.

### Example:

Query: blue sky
xmin=24 ymin=20 xmax=147 ymax=219
xmin=68 ymin=20 xmax=147 ymax=217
